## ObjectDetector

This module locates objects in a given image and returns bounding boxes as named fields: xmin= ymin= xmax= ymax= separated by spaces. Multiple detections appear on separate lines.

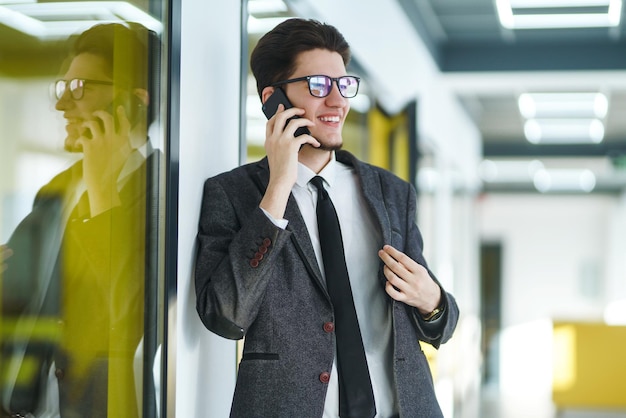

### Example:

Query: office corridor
xmin=457 ymin=384 xmax=626 ymax=418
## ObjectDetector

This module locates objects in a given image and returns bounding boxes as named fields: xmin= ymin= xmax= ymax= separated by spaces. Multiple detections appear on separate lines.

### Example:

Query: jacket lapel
xmin=284 ymin=195 xmax=326 ymax=290
xmin=251 ymin=159 xmax=326 ymax=291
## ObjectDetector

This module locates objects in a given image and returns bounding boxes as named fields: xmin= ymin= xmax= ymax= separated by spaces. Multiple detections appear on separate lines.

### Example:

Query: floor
xmin=455 ymin=383 xmax=626 ymax=418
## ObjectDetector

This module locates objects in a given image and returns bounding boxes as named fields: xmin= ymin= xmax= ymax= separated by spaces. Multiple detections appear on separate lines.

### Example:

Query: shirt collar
xmin=118 ymin=141 xmax=151 ymax=186
xmin=296 ymin=151 xmax=337 ymax=190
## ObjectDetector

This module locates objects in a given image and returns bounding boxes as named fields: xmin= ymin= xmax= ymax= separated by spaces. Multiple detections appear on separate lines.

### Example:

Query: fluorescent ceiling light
xmin=524 ymin=119 xmax=605 ymax=144
xmin=247 ymin=0 xmax=288 ymax=15
xmin=518 ymin=93 xmax=608 ymax=119
xmin=248 ymin=15 xmax=290 ymax=34
xmin=479 ymin=159 xmax=544 ymax=182
xmin=510 ymin=0 xmax=612 ymax=7
xmin=480 ymin=160 xmax=599 ymax=193
xmin=533 ymin=168 xmax=596 ymax=192
xmin=509 ymin=13 xmax=618 ymax=29
xmin=496 ymin=0 xmax=622 ymax=29
xmin=0 ymin=1 xmax=162 ymax=40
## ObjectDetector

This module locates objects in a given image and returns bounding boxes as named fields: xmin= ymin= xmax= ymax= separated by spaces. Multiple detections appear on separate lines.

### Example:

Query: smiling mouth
xmin=319 ymin=115 xmax=341 ymax=123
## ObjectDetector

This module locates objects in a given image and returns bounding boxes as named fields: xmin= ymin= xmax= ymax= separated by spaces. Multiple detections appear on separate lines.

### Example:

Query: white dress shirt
xmin=264 ymin=153 xmax=398 ymax=417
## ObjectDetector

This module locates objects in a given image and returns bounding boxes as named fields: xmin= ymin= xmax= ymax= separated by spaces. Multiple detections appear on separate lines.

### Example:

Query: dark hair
xmin=73 ymin=23 xmax=150 ymax=90
xmin=72 ymin=22 xmax=160 ymax=124
xmin=250 ymin=18 xmax=351 ymax=98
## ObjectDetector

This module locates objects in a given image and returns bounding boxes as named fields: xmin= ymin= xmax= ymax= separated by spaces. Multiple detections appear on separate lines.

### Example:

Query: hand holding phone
xmin=262 ymin=88 xmax=310 ymax=137
xmin=86 ymin=94 xmax=142 ymax=138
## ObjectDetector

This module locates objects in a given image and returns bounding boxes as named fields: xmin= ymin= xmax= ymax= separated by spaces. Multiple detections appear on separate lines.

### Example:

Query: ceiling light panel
xmin=524 ymin=118 xmax=605 ymax=143
xmin=518 ymin=92 xmax=608 ymax=119
xmin=0 ymin=1 xmax=162 ymax=40
xmin=533 ymin=168 xmax=596 ymax=192
xmin=509 ymin=0 xmax=611 ymax=7
xmin=496 ymin=0 xmax=622 ymax=29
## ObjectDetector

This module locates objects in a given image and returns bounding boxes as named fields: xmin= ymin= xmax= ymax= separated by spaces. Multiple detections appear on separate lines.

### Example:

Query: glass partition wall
xmin=0 ymin=1 xmax=170 ymax=417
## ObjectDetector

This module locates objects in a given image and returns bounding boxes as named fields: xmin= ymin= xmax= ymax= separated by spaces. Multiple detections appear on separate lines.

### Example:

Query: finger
xmin=301 ymin=135 xmax=321 ymax=148
xmin=385 ymin=280 xmax=405 ymax=301
xmin=265 ymin=104 xmax=286 ymax=137
xmin=115 ymin=105 xmax=131 ymax=133
xmin=78 ymin=121 xmax=99 ymax=146
xmin=378 ymin=248 xmax=410 ymax=279
xmin=383 ymin=264 xmax=408 ymax=291
xmin=284 ymin=118 xmax=315 ymax=140
xmin=273 ymin=108 xmax=305 ymax=134
xmin=274 ymin=105 xmax=302 ymax=120
xmin=381 ymin=245 xmax=420 ymax=273
xmin=92 ymin=110 xmax=114 ymax=133
xmin=1 ymin=245 xmax=13 ymax=260
xmin=1 ymin=245 xmax=13 ymax=272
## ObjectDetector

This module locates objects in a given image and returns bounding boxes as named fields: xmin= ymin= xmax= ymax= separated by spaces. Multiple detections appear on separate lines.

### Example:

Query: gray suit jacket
xmin=195 ymin=150 xmax=459 ymax=417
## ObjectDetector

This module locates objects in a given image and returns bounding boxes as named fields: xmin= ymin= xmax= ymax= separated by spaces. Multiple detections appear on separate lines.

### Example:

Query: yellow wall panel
xmin=552 ymin=322 xmax=626 ymax=410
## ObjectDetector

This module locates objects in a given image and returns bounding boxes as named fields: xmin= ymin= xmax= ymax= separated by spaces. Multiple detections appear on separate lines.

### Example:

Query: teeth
xmin=319 ymin=116 xmax=340 ymax=122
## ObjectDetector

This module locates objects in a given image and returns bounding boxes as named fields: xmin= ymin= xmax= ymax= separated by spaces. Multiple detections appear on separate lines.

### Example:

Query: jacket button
xmin=319 ymin=372 xmax=331 ymax=383
xmin=262 ymin=238 xmax=271 ymax=247
xmin=55 ymin=368 xmax=64 ymax=380
xmin=254 ymin=252 xmax=264 ymax=261
xmin=258 ymin=245 xmax=268 ymax=254
xmin=323 ymin=322 xmax=334 ymax=333
xmin=249 ymin=259 xmax=259 ymax=268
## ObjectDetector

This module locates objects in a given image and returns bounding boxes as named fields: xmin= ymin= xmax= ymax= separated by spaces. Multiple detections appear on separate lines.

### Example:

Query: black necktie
xmin=310 ymin=176 xmax=376 ymax=418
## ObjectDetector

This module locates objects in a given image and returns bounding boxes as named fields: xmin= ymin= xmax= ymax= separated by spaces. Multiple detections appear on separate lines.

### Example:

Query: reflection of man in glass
xmin=1 ymin=23 xmax=159 ymax=418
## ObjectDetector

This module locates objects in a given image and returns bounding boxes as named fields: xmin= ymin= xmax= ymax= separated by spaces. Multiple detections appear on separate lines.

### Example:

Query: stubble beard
xmin=315 ymin=133 xmax=344 ymax=152
xmin=318 ymin=142 xmax=343 ymax=152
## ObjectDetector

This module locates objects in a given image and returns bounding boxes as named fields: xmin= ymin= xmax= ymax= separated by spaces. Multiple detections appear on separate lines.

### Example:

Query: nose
xmin=55 ymin=89 xmax=73 ymax=111
xmin=324 ymin=80 xmax=347 ymax=106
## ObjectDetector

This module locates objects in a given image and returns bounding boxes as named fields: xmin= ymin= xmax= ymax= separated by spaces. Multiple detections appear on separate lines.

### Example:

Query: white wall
xmin=605 ymin=191 xmax=626 ymax=308
xmin=176 ymin=0 xmax=242 ymax=417
xmin=478 ymin=193 xmax=616 ymax=327
xmin=477 ymin=192 xmax=621 ymax=416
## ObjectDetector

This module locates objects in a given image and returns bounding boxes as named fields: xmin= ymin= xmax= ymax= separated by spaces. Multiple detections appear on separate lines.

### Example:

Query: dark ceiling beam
xmin=440 ymin=42 xmax=626 ymax=72
xmin=483 ymin=141 xmax=626 ymax=158
xmin=396 ymin=0 xmax=441 ymax=64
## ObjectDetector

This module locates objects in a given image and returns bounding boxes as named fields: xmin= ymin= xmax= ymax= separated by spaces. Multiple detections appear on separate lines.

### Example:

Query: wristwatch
xmin=422 ymin=303 xmax=444 ymax=322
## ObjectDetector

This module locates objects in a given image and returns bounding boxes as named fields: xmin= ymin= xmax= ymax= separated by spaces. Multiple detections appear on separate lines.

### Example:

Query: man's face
xmin=282 ymin=48 xmax=350 ymax=151
xmin=55 ymin=52 xmax=115 ymax=152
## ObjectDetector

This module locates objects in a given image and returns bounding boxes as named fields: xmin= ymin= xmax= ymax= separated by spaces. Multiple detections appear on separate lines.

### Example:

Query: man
xmin=195 ymin=18 xmax=459 ymax=417
xmin=1 ymin=23 xmax=159 ymax=418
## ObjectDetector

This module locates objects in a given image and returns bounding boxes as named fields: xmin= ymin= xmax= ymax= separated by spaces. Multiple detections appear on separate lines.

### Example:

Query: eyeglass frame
xmin=54 ymin=78 xmax=114 ymax=100
xmin=271 ymin=75 xmax=361 ymax=98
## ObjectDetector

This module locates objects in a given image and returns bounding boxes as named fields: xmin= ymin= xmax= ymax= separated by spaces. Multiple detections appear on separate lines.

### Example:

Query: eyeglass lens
xmin=309 ymin=76 xmax=359 ymax=98
xmin=55 ymin=79 xmax=84 ymax=100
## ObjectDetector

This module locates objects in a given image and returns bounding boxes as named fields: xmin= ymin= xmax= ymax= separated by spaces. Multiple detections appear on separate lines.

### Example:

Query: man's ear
xmin=261 ymin=86 xmax=275 ymax=105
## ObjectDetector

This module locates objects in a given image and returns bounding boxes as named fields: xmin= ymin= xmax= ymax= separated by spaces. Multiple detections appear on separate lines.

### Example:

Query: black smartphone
xmin=262 ymin=88 xmax=310 ymax=137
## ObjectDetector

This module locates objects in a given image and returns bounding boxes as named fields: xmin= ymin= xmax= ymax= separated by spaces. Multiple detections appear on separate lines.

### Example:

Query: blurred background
xmin=1 ymin=0 xmax=625 ymax=417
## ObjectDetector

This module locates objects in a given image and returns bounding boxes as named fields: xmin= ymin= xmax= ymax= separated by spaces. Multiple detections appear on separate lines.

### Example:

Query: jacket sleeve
xmin=194 ymin=175 xmax=292 ymax=340
xmin=400 ymin=181 xmax=459 ymax=349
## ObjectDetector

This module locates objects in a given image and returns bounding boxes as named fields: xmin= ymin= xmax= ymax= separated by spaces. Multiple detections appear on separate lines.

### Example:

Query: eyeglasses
xmin=54 ymin=78 xmax=114 ymax=100
xmin=272 ymin=75 xmax=360 ymax=98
